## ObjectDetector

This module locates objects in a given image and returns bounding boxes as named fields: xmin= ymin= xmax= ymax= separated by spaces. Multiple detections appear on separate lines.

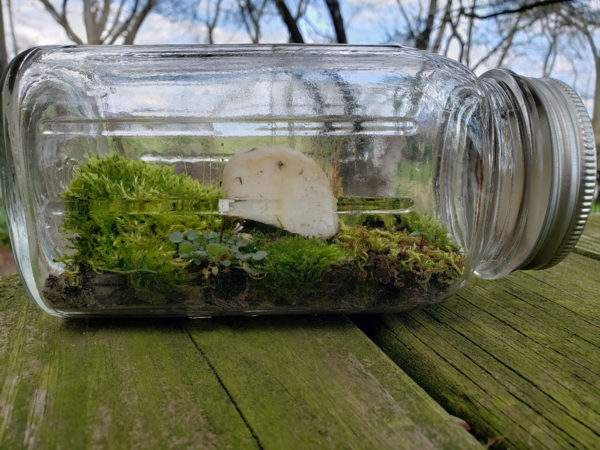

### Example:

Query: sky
xmin=3 ymin=0 xmax=598 ymax=112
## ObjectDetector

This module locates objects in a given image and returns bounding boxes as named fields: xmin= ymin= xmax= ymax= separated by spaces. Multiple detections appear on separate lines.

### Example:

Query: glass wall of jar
xmin=1 ymin=45 xmax=595 ymax=317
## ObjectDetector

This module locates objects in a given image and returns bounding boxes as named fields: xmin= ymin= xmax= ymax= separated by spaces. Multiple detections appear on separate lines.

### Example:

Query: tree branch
xmin=395 ymin=0 xmax=416 ymax=40
xmin=471 ymin=12 xmax=525 ymax=71
xmin=415 ymin=0 xmax=437 ymax=50
xmin=123 ymin=0 xmax=156 ymax=44
xmin=274 ymin=0 xmax=304 ymax=43
xmin=39 ymin=0 xmax=83 ymax=44
xmin=431 ymin=0 xmax=452 ymax=53
xmin=324 ymin=0 xmax=347 ymax=43
xmin=102 ymin=0 xmax=127 ymax=43
xmin=462 ymin=0 xmax=570 ymax=20
xmin=6 ymin=0 xmax=18 ymax=55
xmin=98 ymin=0 xmax=112 ymax=37
xmin=107 ymin=0 xmax=140 ymax=44
xmin=464 ymin=0 xmax=477 ymax=66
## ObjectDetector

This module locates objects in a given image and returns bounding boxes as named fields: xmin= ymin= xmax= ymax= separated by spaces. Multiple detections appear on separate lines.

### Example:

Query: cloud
xmin=4 ymin=0 xmax=596 ymax=114
xmin=6 ymin=0 xmax=76 ymax=55
xmin=4 ymin=0 xmax=276 ymax=55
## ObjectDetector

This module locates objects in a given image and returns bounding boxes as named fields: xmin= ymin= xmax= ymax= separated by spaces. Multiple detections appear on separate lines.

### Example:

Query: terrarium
xmin=1 ymin=45 xmax=596 ymax=317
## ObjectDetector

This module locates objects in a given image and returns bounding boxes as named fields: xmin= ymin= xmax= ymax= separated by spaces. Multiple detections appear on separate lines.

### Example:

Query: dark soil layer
xmin=43 ymin=262 xmax=456 ymax=316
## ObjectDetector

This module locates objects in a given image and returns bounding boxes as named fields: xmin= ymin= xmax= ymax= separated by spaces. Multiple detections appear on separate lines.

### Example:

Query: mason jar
xmin=1 ymin=45 xmax=596 ymax=317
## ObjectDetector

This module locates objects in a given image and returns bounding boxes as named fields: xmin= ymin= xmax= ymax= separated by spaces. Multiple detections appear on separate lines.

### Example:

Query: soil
xmin=42 ymin=261 xmax=451 ymax=315
xmin=41 ymin=219 xmax=462 ymax=315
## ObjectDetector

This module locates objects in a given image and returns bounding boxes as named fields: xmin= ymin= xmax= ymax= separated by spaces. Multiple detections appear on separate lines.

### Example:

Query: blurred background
xmin=0 ymin=0 xmax=598 ymax=274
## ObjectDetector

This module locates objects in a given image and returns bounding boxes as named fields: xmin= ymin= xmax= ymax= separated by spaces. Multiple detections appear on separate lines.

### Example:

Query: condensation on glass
xmin=1 ymin=45 xmax=596 ymax=317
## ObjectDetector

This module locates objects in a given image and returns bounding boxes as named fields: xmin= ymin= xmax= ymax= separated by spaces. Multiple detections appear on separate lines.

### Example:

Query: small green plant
xmin=58 ymin=154 xmax=223 ymax=292
xmin=170 ymin=229 xmax=266 ymax=279
xmin=253 ymin=236 xmax=351 ymax=302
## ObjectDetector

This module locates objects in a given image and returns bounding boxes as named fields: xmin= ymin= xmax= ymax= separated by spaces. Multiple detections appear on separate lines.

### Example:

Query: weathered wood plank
xmin=0 ymin=275 xmax=257 ymax=449
xmin=0 ymin=275 xmax=481 ymax=449
xmin=356 ymin=252 xmax=600 ymax=449
xmin=186 ymin=316 xmax=482 ymax=449
xmin=576 ymin=214 xmax=600 ymax=259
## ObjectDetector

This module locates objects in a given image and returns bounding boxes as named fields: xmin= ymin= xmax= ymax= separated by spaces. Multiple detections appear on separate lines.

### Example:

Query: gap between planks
xmin=0 ymin=275 xmax=480 ymax=449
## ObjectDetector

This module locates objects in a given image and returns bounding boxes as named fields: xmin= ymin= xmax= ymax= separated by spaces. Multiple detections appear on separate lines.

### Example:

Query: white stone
xmin=221 ymin=146 xmax=338 ymax=239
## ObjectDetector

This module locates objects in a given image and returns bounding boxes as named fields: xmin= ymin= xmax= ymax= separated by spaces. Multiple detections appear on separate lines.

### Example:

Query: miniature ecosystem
xmin=43 ymin=149 xmax=465 ymax=315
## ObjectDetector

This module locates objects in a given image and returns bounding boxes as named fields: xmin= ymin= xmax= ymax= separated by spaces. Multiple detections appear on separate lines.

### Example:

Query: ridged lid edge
xmin=543 ymin=78 xmax=597 ymax=267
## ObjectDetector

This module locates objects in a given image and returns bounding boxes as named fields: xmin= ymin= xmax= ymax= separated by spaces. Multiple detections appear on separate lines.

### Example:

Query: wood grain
xmin=0 ymin=276 xmax=257 ymax=449
xmin=576 ymin=214 xmax=600 ymax=259
xmin=0 ymin=276 xmax=480 ymax=449
xmin=356 ymin=216 xmax=600 ymax=449
xmin=186 ymin=316 xmax=481 ymax=449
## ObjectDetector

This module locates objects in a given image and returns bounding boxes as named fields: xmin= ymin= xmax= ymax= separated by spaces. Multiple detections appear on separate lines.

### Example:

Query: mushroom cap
xmin=222 ymin=146 xmax=338 ymax=238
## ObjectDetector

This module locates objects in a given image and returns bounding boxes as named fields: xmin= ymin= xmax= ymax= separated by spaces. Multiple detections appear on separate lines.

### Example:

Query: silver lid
xmin=517 ymin=77 xmax=597 ymax=270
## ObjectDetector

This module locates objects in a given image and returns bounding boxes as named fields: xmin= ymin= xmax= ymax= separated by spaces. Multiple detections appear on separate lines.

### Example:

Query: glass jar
xmin=1 ymin=45 xmax=596 ymax=317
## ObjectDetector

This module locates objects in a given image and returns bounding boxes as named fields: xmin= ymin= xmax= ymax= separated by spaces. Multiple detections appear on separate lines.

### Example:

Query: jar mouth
xmin=475 ymin=69 xmax=596 ymax=278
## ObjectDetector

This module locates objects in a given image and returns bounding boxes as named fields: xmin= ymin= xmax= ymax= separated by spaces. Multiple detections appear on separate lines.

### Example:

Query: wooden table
xmin=1 ymin=216 xmax=599 ymax=449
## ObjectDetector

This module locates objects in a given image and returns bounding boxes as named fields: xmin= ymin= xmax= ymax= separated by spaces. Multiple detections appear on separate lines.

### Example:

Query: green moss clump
xmin=252 ymin=236 xmax=351 ymax=303
xmin=58 ymin=154 xmax=222 ymax=292
xmin=336 ymin=221 xmax=463 ymax=288
xmin=397 ymin=212 xmax=460 ymax=252
xmin=342 ymin=212 xmax=459 ymax=253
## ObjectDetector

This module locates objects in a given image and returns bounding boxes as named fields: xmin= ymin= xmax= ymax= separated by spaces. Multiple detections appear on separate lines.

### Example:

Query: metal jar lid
xmin=517 ymin=76 xmax=597 ymax=270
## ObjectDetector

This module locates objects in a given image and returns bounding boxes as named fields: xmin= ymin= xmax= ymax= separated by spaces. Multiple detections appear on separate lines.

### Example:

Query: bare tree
xmin=38 ymin=0 xmax=158 ymax=44
xmin=553 ymin=3 xmax=600 ymax=146
xmin=156 ymin=0 xmax=224 ymax=44
xmin=235 ymin=0 xmax=270 ymax=43
xmin=205 ymin=0 xmax=224 ymax=43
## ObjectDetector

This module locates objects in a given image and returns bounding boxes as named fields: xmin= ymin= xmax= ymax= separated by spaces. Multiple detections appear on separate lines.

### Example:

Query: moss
xmin=339 ymin=212 xmax=459 ymax=253
xmin=397 ymin=212 xmax=460 ymax=253
xmin=58 ymin=154 xmax=222 ymax=293
xmin=53 ymin=154 xmax=464 ymax=310
xmin=335 ymin=221 xmax=463 ymax=289
xmin=252 ymin=236 xmax=352 ymax=303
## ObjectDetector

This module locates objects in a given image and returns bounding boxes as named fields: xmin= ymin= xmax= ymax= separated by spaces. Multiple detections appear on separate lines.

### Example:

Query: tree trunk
xmin=124 ymin=0 xmax=157 ymax=44
xmin=274 ymin=0 xmax=304 ymax=43
xmin=415 ymin=0 xmax=437 ymax=50
xmin=84 ymin=0 xmax=102 ymax=44
xmin=0 ymin=1 xmax=9 ymax=72
xmin=324 ymin=0 xmax=346 ymax=43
